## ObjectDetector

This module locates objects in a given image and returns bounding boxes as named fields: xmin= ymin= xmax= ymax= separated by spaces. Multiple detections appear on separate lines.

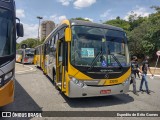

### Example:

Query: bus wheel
xmin=52 ymin=69 xmax=56 ymax=84
xmin=53 ymin=70 xmax=59 ymax=90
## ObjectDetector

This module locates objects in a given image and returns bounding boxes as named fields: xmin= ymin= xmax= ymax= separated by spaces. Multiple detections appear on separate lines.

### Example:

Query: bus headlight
xmin=4 ymin=71 xmax=13 ymax=81
xmin=122 ymin=77 xmax=130 ymax=85
xmin=70 ymin=77 xmax=85 ymax=88
xmin=0 ymin=78 xmax=2 ymax=84
xmin=72 ymin=77 xmax=79 ymax=84
xmin=0 ymin=70 xmax=13 ymax=87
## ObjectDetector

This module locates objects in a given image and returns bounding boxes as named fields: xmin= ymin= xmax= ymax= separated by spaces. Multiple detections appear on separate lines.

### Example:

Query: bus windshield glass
xmin=25 ymin=49 xmax=35 ymax=57
xmin=0 ymin=8 xmax=14 ymax=57
xmin=71 ymin=26 xmax=130 ymax=68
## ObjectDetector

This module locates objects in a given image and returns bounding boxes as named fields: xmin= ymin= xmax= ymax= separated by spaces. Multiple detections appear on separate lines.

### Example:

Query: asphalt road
xmin=0 ymin=63 xmax=160 ymax=120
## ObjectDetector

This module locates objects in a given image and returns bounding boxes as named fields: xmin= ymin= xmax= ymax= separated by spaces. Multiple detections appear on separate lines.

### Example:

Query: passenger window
xmin=54 ymin=34 xmax=59 ymax=48
xmin=51 ymin=36 xmax=54 ymax=46
xmin=59 ymin=28 xmax=65 ymax=40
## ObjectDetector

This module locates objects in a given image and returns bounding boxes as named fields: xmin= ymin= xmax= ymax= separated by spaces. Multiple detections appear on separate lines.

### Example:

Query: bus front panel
xmin=65 ymin=25 xmax=131 ymax=97
xmin=0 ymin=1 xmax=16 ymax=106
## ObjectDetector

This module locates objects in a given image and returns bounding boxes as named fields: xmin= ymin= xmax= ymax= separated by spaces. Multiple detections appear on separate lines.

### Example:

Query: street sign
xmin=21 ymin=44 xmax=27 ymax=49
xmin=156 ymin=51 xmax=160 ymax=56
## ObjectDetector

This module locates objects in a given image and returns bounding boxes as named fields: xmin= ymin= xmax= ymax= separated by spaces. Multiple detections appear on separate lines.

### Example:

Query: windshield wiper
xmin=88 ymin=51 xmax=102 ymax=71
xmin=110 ymin=54 xmax=123 ymax=69
xmin=88 ymin=42 xmax=104 ymax=71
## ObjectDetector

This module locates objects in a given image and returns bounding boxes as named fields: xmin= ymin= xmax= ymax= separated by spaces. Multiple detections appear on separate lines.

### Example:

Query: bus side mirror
xmin=16 ymin=23 xmax=24 ymax=37
xmin=65 ymin=28 xmax=71 ymax=42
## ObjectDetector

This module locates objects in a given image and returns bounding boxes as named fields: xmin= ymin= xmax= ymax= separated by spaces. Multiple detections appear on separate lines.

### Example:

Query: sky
xmin=14 ymin=0 xmax=160 ymax=42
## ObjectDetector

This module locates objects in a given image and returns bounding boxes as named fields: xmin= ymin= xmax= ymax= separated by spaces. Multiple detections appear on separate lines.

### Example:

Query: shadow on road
xmin=61 ymin=93 xmax=134 ymax=108
xmin=0 ymin=80 xmax=42 ymax=112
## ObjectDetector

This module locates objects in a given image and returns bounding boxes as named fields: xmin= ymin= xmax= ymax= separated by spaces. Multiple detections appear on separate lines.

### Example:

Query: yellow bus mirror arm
xmin=65 ymin=28 xmax=71 ymax=42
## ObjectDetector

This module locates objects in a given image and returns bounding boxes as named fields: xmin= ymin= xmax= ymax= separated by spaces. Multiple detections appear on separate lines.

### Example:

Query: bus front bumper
xmin=0 ymin=80 xmax=14 ymax=107
xmin=68 ymin=80 xmax=130 ymax=98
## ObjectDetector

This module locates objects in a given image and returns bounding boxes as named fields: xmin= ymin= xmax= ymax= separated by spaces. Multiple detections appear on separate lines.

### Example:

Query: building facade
xmin=40 ymin=20 xmax=55 ymax=41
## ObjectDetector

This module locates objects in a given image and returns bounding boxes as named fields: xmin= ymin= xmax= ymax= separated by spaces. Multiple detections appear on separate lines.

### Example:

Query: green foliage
xmin=103 ymin=17 xmax=130 ymax=32
xmin=70 ymin=17 xmax=91 ymax=21
xmin=103 ymin=6 xmax=160 ymax=59
xmin=128 ymin=14 xmax=147 ymax=31
xmin=16 ymin=38 xmax=42 ymax=49
xmin=128 ymin=9 xmax=160 ymax=58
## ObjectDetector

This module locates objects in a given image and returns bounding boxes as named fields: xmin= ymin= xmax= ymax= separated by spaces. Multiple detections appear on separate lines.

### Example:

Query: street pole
xmin=37 ymin=16 xmax=43 ymax=42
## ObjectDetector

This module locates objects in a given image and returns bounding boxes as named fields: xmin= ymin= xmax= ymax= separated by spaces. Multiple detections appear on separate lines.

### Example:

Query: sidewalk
xmin=150 ymin=67 xmax=160 ymax=75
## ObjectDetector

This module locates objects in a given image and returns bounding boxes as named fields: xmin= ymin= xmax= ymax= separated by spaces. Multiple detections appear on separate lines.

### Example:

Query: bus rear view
xmin=0 ymin=0 xmax=23 ymax=106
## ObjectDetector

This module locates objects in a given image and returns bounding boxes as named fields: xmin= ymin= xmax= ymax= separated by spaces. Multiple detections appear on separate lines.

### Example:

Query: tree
xmin=103 ymin=17 xmax=130 ymax=32
xmin=70 ymin=17 xmax=91 ymax=21
xmin=17 ymin=38 xmax=42 ymax=49
xmin=128 ymin=11 xmax=147 ymax=31
xmin=128 ymin=9 xmax=160 ymax=58
xmin=102 ymin=7 xmax=160 ymax=59
xmin=151 ymin=6 xmax=160 ymax=13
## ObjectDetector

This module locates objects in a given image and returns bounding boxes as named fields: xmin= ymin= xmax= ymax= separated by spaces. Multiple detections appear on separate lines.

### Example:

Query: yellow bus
xmin=42 ymin=20 xmax=131 ymax=98
xmin=0 ymin=0 xmax=23 ymax=106
xmin=34 ymin=45 xmax=42 ymax=67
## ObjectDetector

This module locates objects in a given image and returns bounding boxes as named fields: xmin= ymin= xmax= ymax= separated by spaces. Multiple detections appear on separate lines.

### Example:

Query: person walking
xmin=131 ymin=56 xmax=142 ymax=96
xmin=139 ymin=56 xmax=153 ymax=95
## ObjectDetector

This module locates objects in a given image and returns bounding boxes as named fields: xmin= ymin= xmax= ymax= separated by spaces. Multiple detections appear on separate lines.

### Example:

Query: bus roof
xmin=70 ymin=20 xmax=124 ymax=32
xmin=43 ymin=19 xmax=124 ymax=44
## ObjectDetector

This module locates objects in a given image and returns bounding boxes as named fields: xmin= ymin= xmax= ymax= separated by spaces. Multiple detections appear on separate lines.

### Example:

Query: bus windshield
xmin=71 ymin=26 xmax=130 ymax=68
xmin=25 ymin=49 xmax=35 ymax=54
xmin=0 ymin=8 xmax=14 ymax=57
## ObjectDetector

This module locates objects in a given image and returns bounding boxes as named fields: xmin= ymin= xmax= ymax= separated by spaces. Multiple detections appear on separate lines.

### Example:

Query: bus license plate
xmin=100 ymin=90 xmax=111 ymax=94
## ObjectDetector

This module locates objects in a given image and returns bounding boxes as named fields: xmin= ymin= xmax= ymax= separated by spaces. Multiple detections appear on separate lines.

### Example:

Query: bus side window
xmin=35 ymin=49 xmax=36 ymax=55
xmin=59 ymin=28 xmax=65 ymax=40
xmin=46 ymin=42 xmax=50 ymax=55
xmin=51 ymin=36 xmax=54 ymax=46
xmin=54 ymin=33 xmax=59 ymax=48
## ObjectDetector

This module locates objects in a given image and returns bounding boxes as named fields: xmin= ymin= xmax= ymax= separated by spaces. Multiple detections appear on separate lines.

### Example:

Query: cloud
xmin=124 ymin=6 xmax=151 ymax=21
xmin=73 ymin=0 xmax=96 ymax=9
xmin=100 ymin=9 xmax=111 ymax=18
xmin=17 ymin=23 xmax=38 ymax=43
xmin=17 ymin=14 xmax=67 ymax=42
xmin=59 ymin=15 xmax=67 ymax=21
xmin=16 ymin=9 xmax=25 ymax=18
xmin=50 ymin=15 xmax=67 ymax=23
xmin=57 ymin=0 xmax=73 ymax=6
xmin=84 ymin=17 xmax=93 ymax=22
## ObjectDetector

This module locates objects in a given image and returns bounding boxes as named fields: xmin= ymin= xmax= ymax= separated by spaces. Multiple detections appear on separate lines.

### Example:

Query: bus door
xmin=57 ymin=40 xmax=66 ymax=92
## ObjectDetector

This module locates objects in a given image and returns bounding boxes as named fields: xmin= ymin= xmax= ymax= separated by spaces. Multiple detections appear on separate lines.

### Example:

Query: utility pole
xmin=37 ymin=16 xmax=43 ymax=41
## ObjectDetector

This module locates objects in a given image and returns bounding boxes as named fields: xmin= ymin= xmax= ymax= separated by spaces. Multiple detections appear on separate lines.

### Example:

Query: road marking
xmin=15 ymin=64 xmax=36 ymax=74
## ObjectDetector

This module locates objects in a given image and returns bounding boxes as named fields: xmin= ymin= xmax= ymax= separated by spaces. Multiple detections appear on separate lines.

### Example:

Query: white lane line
xmin=15 ymin=64 xmax=36 ymax=74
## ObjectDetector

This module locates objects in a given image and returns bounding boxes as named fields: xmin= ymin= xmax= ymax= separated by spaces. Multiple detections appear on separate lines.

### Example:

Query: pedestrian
xmin=139 ymin=56 xmax=153 ymax=95
xmin=131 ymin=56 xmax=142 ymax=96
xmin=135 ymin=70 xmax=140 ymax=78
